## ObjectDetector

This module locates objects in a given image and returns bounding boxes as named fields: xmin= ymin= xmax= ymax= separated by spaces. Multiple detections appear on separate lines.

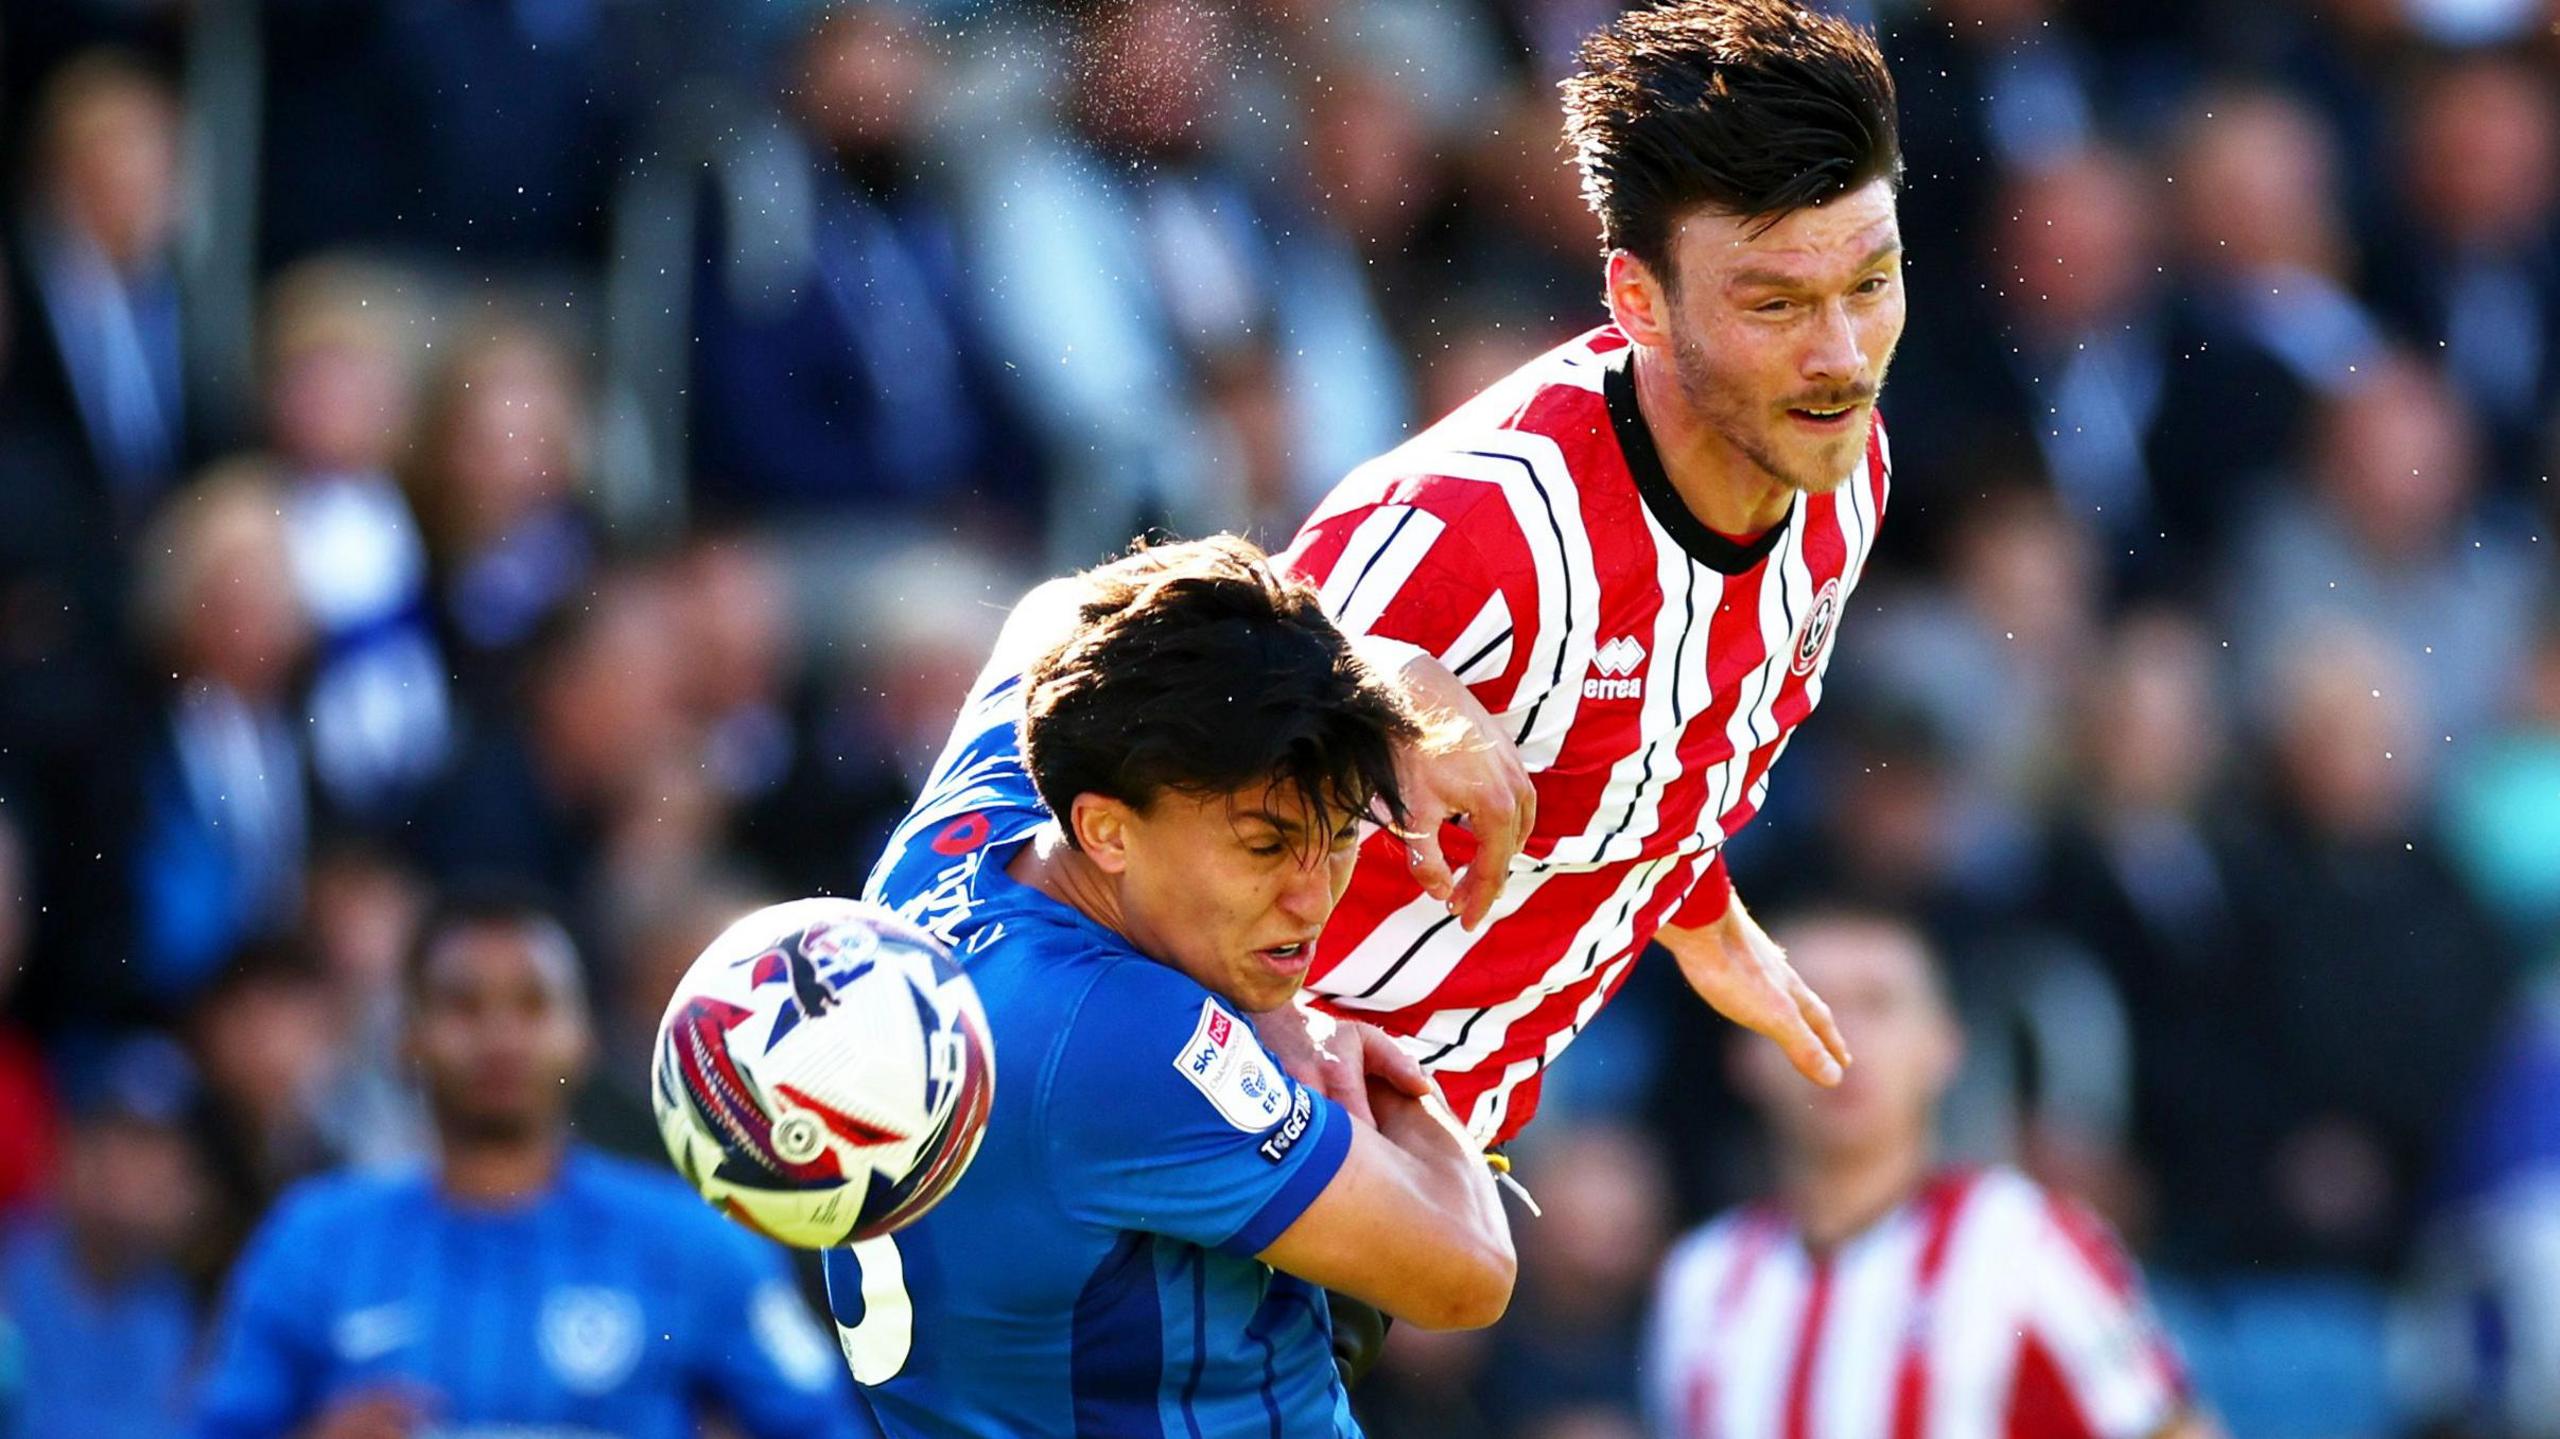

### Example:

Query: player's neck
xmin=438 ymin=1131 xmax=569 ymax=1209
xmin=1009 ymin=826 xmax=1130 ymax=937
xmin=1782 ymin=1136 xmax=1934 ymax=1253
xmin=1629 ymin=344 xmax=1796 ymax=536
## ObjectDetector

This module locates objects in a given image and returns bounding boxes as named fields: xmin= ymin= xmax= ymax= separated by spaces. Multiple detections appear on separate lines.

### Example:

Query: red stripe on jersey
xmin=1889 ymin=1171 xmax=1985 ymax=1439
xmin=1782 ymin=1255 xmax=1836 ymax=1439
xmin=2006 ymin=1333 xmax=2102 ymax=1439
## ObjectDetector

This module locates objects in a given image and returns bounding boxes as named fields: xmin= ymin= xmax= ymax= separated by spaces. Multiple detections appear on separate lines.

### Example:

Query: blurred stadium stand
xmin=3 ymin=0 xmax=2560 ymax=1435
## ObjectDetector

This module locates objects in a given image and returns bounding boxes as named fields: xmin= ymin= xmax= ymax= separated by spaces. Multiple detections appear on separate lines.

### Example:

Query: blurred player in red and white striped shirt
xmin=1278 ymin=0 xmax=1898 ymax=1145
xmin=1645 ymin=910 xmax=2217 ymax=1439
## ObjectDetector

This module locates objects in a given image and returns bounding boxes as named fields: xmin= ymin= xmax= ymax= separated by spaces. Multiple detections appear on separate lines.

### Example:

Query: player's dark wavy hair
xmin=1562 ymin=0 xmax=1899 ymax=282
xmin=1023 ymin=535 xmax=1421 ymax=852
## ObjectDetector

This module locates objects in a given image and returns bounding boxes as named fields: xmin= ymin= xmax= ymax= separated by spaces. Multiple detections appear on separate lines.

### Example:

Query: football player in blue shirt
xmin=193 ymin=892 xmax=875 ymax=1439
xmin=843 ymin=536 xmax=1518 ymax=1438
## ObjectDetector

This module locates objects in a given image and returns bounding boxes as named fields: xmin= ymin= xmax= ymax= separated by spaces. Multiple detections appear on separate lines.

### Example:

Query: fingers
xmin=1319 ymin=1049 xmax=1377 ymax=1128
xmin=1357 ymin=1022 xmax=1433 ymax=1099
xmin=1405 ymin=827 xmax=1458 ymax=905
xmin=1796 ymin=976 xmax=1852 ymax=1076
xmin=1449 ymin=771 xmax=1533 ymax=930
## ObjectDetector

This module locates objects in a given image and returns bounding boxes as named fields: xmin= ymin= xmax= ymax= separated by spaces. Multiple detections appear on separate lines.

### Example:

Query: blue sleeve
xmin=865 ymin=668 xmax=1047 ymax=915
xmin=192 ymin=1192 xmax=327 ymax=1439
xmin=1042 ymin=963 xmax=1354 ymax=1256
xmin=685 ymin=1219 xmax=876 ymax=1439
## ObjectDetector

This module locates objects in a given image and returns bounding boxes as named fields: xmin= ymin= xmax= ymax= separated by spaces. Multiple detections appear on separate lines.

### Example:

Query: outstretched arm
xmin=1654 ymin=882 xmax=1850 ymax=1088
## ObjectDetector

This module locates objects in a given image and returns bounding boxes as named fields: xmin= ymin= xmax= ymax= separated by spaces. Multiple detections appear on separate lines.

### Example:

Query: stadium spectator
xmin=6 ymin=52 xmax=198 ymax=521
xmin=1 ymin=1035 xmax=209 ymax=1439
xmin=2220 ymin=627 xmax=2518 ymax=1271
xmin=671 ymin=533 xmax=919 ymax=900
xmin=187 ymin=949 xmax=344 ymax=1238
xmin=2370 ymin=56 xmax=2560 ymax=485
xmin=193 ymin=890 xmax=870 ymax=1438
xmin=962 ymin=0 xmax=1409 ymax=559
xmin=128 ymin=465 xmax=313 ymax=1011
xmin=402 ymin=316 xmax=601 ymax=710
xmin=1644 ymin=908 xmax=2213 ymax=1439
xmin=2034 ymin=611 xmax=2258 ymax=1265
xmin=408 ymin=566 xmax=711 ymax=956
xmin=2224 ymin=353 xmax=2547 ymax=752
xmin=299 ymin=838 xmax=434 ymax=1174
xmin=2149 ymin=86 xmax=2385 ymax=551
xmin=259 ymin=259 xmax=452 ymax=821
xmin=686 ymin=4 xmax=1047 ymax=538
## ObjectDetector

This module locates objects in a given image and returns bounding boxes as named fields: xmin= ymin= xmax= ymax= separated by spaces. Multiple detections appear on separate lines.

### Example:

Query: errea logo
xmin=1584 ymin=635 xmax=1646 ymax=700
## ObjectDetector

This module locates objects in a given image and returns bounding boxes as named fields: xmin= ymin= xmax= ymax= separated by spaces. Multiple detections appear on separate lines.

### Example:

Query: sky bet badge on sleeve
xmin=1174 ymin=998 xmax=1296 ymax=1134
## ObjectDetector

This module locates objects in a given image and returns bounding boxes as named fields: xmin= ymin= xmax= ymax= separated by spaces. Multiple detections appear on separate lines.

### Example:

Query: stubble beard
xmin=1671 ymin=329 xmax=1883 ymax=497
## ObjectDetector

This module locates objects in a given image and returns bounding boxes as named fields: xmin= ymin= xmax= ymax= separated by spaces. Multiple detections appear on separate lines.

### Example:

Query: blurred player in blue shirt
xmin=193 ymin=892 xmax=874 ymax=1439
xmin=841 ymin=536 xmax=1517 ymax=1437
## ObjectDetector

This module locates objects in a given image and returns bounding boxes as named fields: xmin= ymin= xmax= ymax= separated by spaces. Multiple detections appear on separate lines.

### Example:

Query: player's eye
xmin=1752 ymin=297 xmax=1796 ymax=315
xmin=1855 ymin=273 xmax=1891 ymax=295
xmin=1247 ymin=840 xmax=1288 ymax=859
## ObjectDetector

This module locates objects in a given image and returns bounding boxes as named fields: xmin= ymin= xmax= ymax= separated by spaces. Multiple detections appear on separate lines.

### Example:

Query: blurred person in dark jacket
xmin=0 ymin=1036 xmax=210 ymax=1439
xmin=408 ymin=566 xmax=715 ymax=965
xmin=1481 ymin=1124 xmax=1671 ymax=1438
xmin=687 ymin=4 xmax=1044 ymax=535
xmin=6 ymin=52 xmax=198 ymax=523
xmin=2035 ymin=610 xmax=2256 ymax=1266
xmin=2369 ymin=55 xmax=2560 ymax=487
xmin=402 ymin=316 xmax=601 ymax=710
xmin=2149 ymin=86 xmax=2386 ymax=552
xmin=2220 ymin=625 xmax=2518 ymax=1271
xmin=128 ymin=464 xmax=313 ymax=1012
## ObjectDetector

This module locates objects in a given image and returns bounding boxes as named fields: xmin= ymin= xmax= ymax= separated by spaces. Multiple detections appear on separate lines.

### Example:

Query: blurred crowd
xmin=1 ymin=0 xmax=2559 ymax=1435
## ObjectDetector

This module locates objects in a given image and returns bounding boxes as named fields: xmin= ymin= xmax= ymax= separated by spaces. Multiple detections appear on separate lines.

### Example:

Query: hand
xmin=1373 ymin=651 xmax=1536 ymax=930
xmin=301 ymin=1388 xmax=432 ymax=1439
xmin=1660 ymin=899 xmax=1850 ymax=1087
xmin=1254 ymin=1000 xmax=1432 ymax=1128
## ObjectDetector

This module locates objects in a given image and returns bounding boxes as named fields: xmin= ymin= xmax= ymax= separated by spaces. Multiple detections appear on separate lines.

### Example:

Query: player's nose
xmin=1801 ymin=299 xmax=1865 ymax=382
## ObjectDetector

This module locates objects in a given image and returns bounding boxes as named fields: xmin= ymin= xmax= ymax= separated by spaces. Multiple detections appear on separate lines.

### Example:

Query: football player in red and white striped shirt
xmin=1645 ymin=910 xmax=2215 ymax=1439
xmin=1277 ymin=0 xmax=1898 ymax=1145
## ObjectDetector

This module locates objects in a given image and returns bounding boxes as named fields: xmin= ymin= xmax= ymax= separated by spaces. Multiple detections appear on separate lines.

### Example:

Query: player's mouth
xmin=1256 ymin=940 xmax=1315 ymax=975
xmin=1784 ymin=400 xmax=1864 ymax=431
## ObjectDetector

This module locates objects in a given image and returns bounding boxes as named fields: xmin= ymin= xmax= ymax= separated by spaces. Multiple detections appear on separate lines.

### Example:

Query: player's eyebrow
xmin=1235 ymin=809 xmax=1310 ymax=840
xmin=1727 ymin=240 xmax=1903 ymax=294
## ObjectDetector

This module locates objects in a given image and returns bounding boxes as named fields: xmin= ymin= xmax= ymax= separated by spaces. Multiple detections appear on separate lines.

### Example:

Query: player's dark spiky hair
xmin=1562 ymin=0 xmax=1900 ymax=281
xmin=1023 ymin=535 xmax=1421 ymax=852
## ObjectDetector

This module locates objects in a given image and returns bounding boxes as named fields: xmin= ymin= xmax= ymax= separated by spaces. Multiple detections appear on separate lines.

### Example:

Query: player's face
xmin=1654 ymin=178 xmax=1905 ymax=497
xmin=1104 ymin=781 xmax=1364 ymax=1014
xmin=408 ymin=921 xmax=593 ymax=1145
xmin=1737 ymin=919 xmax=1956 ymax=1165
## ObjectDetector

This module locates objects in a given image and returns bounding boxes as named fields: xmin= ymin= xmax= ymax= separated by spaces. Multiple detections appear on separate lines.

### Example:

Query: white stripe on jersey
xmin=1322 ymin=505 xmax=1449 ymax=639
xmin=1428 ymin=433 xmax=1597 ymax=771
xmin=1443 ymin=590 xmax=1517 ymax=688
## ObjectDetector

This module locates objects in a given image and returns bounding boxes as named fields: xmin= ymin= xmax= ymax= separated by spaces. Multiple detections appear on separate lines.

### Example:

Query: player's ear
xmin=1069 ymin=792 xmax=1136 ymax=874
xmin=1606 ymin=249 xmax=1673 ymax=349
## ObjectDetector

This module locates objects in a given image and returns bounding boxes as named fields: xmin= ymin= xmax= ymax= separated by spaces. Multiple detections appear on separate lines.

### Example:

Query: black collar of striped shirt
xmin=1603 ymin=345 xmax=1793 ymax=577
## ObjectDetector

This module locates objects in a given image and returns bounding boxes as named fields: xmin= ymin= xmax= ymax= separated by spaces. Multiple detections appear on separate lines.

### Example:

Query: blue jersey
xmin=845 ymin=663 xmax=1361 ymax=1437
xmin=193 ymin=1147 xmax=873 ymax=1439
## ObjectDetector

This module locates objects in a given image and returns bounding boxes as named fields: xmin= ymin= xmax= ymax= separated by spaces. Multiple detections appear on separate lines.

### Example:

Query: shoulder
xmin=257 ymin=1166 xmax=427 ymax=1243
xmin=1658 ymin=1203 xmax=1785 ymax=1296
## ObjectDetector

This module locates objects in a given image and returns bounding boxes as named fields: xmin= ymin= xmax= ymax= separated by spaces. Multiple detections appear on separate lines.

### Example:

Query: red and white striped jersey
xmin=1278 ymin=325 xmax=1889 ymax=1144
xmin=1646 ymin=1168 xmax=2192 ymax=1439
